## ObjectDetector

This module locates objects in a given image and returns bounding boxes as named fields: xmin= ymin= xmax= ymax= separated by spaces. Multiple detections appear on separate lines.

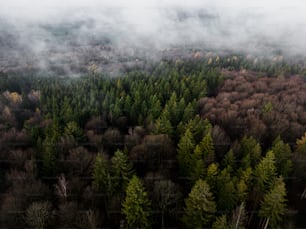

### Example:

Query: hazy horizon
xmin=1 ymin=0 xmax=306 ymax=74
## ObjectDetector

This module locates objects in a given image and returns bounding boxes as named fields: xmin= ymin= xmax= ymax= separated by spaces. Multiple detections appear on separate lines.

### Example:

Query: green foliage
xmin=205 ymin=69 xmax=224 ymax=97
xmin=254 ymin=150 xmax=277 ymax=192
xmin=111 ymin=149 xmax=134 ymax=193
xmin=222 ymin=149 xmax=236 ymax=170
xmin=64 ymin=121 xmax=85 ymax=142
xmin=237 ymin=168 xmax=252 ymax=201
xmin=216 ymin=168 xmax=238 ymax=212
xmin=2 ymin=57 xmax=306 ymax=228
xmin=259 ymin=177 xmax=287 ymax=228
xmin=239 ymin=136 xmax=261 ymax=169
xmin=122 ymin=175 xmax=151 ymax=229
xmin=212 ymin=215 xmax=230 ymax=229
xmin=154 ymin=110 xmax=174 ymax=136
xmin=194 ymin=132 xmax=215 ymax=166
xmin=183 ymin=179 xmax=216 ymax=228
xmin=262 ymin=101 xmax=274 ymax=113
xmin=206 ymin=163 xmax=219 ymax=192
xmin=178 ymin=116 xmax=212 ymax=143
xmin=271 ymin=136 xmax=292 ymax=177
xmin=177 ymin=128 xmax=195 ymax=177
xmin=93 ymin=153 xmax=111 ymax=193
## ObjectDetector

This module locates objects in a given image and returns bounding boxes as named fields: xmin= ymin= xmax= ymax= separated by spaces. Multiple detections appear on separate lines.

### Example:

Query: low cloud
xmin=1 ymin=0 xmax=306 ymax=74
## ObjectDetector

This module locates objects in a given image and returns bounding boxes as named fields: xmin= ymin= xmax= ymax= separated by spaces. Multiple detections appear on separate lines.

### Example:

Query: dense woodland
xmin=1 ymin=55 xmax=306 ymax=228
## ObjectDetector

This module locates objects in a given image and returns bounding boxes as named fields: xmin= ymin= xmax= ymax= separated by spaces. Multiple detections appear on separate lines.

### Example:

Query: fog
xmin=1 ymin=0 xmax=306 ymax=74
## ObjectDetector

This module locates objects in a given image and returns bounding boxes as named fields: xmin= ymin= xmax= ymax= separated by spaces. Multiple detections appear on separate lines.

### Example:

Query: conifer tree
xmin=254 ymin=150 xmax=277 ymax=191
xmin=271 ymin=136 xmax=292 ymax=177
xmin=183 ymin=179 xmax=216 ymax=228
xmin=194 ymin=132 xmax=215 ymax=166
xmin=111 ymin=149 xmax=134 ymax=193
xmin=212 ymin=215 xmax=230 ymax=229
xmin=177 ymin=128 xmax=195 ymax=177
xmin=93 ymin=153 xmax=111 ymax=193
xmin=122 ymin=175 xmax=151 ymax=229
xmin=259 ymin=177 xmax=287 ymax=228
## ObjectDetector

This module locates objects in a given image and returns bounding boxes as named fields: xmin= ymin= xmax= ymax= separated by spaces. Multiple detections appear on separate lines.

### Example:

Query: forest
xmin=1 ymin=54 xmax=306 ymax=228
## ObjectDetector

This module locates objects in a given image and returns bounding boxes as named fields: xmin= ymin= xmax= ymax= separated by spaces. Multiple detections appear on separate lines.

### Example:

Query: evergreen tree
xmin=93 ymin=153 xmax=111 ymax=193
xmin=194 ymin=132 xmax=215 ymax=166
xmin=259 ymin=177 xmax=287 ymax=228
xmin=111 ymin=149 xmax=134 ymax=193
xmin=254 ymin=150 xmax=277 ymax=192
xmin=212 ymin=215 xmax=230 ymax=229
xmin=271 ymin=136 xmax=292 ymax=177
xmin=154 ymin=110 xmax=174 ymax=136
xmin=183 ymin=179 xmax=216 ymax=228
xmin=239 ymin=136 xmax=261 ymax=169
xmin=64 ymin=121 xmax=85 ymax=142
xmin=177 ymin=128 xmax=195 ymax=178
xmin=122 ymin=175 xmax=151 ymax=229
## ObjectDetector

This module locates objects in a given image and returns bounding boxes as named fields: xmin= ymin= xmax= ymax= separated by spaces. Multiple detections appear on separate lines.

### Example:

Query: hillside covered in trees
xmin=2 ymin=55 xmax=306 ymax=228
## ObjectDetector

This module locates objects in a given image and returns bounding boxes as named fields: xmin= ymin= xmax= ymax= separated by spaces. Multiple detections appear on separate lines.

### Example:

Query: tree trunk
xmin=263 ymin=217 xmax=270 ymax=229
xmin=235 ymin=202 xmax=244 ymax=229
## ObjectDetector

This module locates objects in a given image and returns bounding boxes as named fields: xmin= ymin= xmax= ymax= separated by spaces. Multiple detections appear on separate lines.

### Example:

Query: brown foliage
xmin=199 ymin=73 xmax=306 ymax=143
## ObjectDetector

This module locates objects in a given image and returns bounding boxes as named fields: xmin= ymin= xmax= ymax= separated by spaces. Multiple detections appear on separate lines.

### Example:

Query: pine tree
xmin=239 ymin=136 xmax=261 ymax=169
xmin=206 ymin=163 xmax=219 ymax=192
xmin=194 ymin=132 xmax=215 ymax=166
xmin=222 ymin=149 xmax=236 ymax=170
xmin=183 ymin=179 xmax=216 ymax=228
xmin=254 ymin=150 xmax=277 ymax=192
xmin=122 ymin=175 xmax=151 ymax=229
xmin=93 ymin=153 xmax=111 ymax=193
xmin=154 ymin=110 xmax=174 ymax=136
xmin=259 ymin=177 xmax=287 ymax=228
xmin=177 ymin=128 xmax=195 ymax=178
xmin=111 ymin=149 xmax=134 ymax=193
xmin=64 ymin=121 xmax=85 ymax=142
xmin=212 ymin=215 xmax=230 ymax=229
xmin=218 ymin=180 xmax=237 ymax=212
xmin=271 ymin=136 xmax=292 ymax=177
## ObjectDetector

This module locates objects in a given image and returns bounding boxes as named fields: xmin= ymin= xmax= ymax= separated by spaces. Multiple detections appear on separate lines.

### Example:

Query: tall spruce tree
xmin=183 ymin=179 xmax=216 ymax=228
xmin=259 ymin=177 xmax=287 ymax=228
xmin=122 ymin=175 xmax=151 ymax=229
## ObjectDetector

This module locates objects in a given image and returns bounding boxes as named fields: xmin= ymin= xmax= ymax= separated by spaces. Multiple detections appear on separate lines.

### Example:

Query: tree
xmin=92 ymin=153 xmax=112 ymax=218
xmin=212 ymin=215 xmax=230 ymax=229
xmin=111 ymin=149 xmax=134 ymax=193
xmin=271 ymin=136 xmax=292 ymax=177
xmin=41 ymin=135 xmax=58 ymax=176
xmin=154 ymin=110 xmax=174 ymax=136
xmin=25 ymin=201 xmax=52 ymax=229
xmin=194 ymin=132 xmax=215 ymax=166
xmin=259 ymin=177 xmax=287 ymax=228
xmin=239 ymin=136 xmax=261 ymax=169
xmin=122 ymin=175 xmax=151 ymax=229
xmin=63 ymin=121 xmax=85 ymax=142
xmin=222 ymin=149 xmax=236 ymax=171
xmin=183 ymin=179 xmax=216 ymax=228
xmin=217 ymin=179 xmax=237 ymax=212
xmin=177 ymin=128 xmax=195 ymax=178
xmin=254 ymin=150 xmax=277 ymax=192
xmin=92 ymin=153 xmax=111 ymax=193
xmin=153 ymin=180 xmax=182 ymax=229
